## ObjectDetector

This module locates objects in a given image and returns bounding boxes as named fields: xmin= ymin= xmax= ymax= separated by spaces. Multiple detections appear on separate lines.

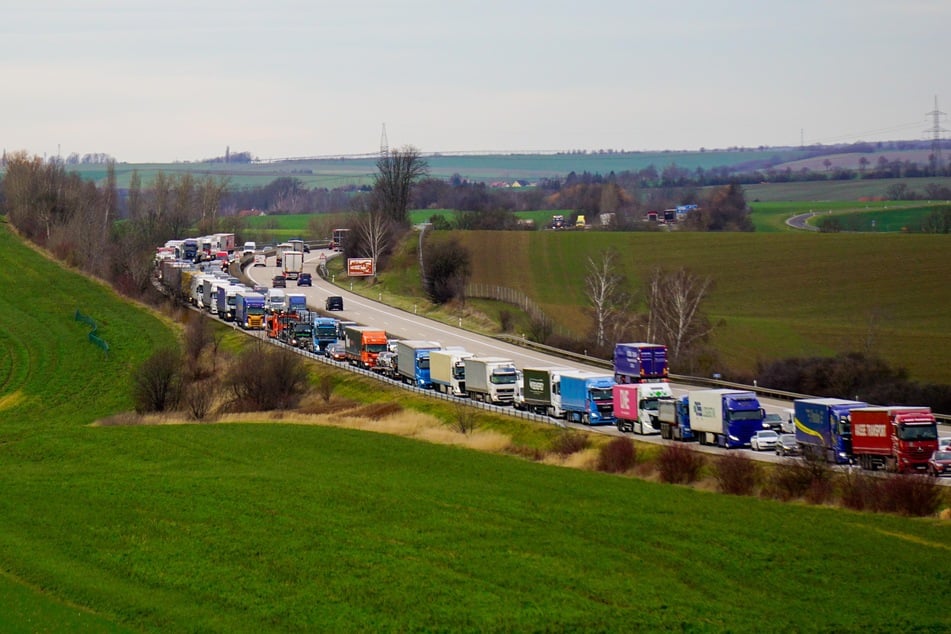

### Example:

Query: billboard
xmin=347 ymin=258 xmax=375 ymax=277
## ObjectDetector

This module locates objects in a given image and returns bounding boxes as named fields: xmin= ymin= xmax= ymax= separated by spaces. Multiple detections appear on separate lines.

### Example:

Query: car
xmin=326 ymin=342 xmax=347 ymax=361
xmin=774 ymin=433 xmax=800 ymax=456
xmin=762 ymin=413 xmax=785 ymax=433
xmin=937 ymin=437 xmax=951 ymax=452
xmin=297 ymin=272 xmax=312 ymax=286
xmin=252 ymin=284 xmax=268 ymax=294
xmin=750 ymin=429 xmax=779 ymax=451
xmin=325 ymin=295 xmax=343 ymax=311
xmin=272 ymin=275 xmax=286 ymax=288
xmin=928 ymin=451 xmax=951 ymax=477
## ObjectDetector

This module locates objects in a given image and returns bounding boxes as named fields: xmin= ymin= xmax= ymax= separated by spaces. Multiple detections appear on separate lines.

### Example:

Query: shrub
xmin=225 ymin=343 xmax=309 ymax=411
xmin=349 ymin=402 xmax=404 ymax=420
xmin=450 ymin=403 xmax=477 ymax=435
xmin=597 ymin=437 xmax=636 ymax=473
xmin=316 ymin=374 xmax=336 ymax=402
xmin=875 ymin=474 xmax=943 ymax=517
xmin=550 ymin=431 xmax=589 ymax=457
xmin=131 ymin=348 xmax=182 ymax=413
xmin=713 ymin=452 xmax=757 ymax=496
xmin=656 ymin=444 xmax=705 ymax=484
xmin=837 ymin=470 xmax=881 ymax=511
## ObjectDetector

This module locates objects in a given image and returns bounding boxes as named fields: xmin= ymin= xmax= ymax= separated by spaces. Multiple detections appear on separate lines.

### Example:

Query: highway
xmin=240 ymin=248 xmax=828 ymax=468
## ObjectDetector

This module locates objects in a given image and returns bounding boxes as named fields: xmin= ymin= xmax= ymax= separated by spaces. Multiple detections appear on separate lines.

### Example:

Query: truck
xmin=613 ymin=382 xmax=673 ymax=434
xmin=464 ymin=357 xmax=519 ymax=404
xmin=253 ymin=252 xmax=267 ymax=267
xmin=216 ymin=284 xmax=244 ymax=321
xmin=313 ymin=317 xmax=339 ymax=353
xmin=282 ymin=250 xmax=304 ymax=280
xmin=212 ymin=232 xmax=236 ymax=254
xmin=265 ymin=288 xmax=286 ymax=314
xmin=344 ymin=326 xmax=388 ymax=370
xmin=396 ymin=340 xmax=442 ymax=387
xmin=429 ymin=348 xmax=474 ymax=396
xmin=613 ymin=342 xmax=668 ymax=384
xmin=515 ymin=366 xmax=574 ymax=416
xmin=234 ymin=292 xmax=266 ymax=330
xmin=850 ymin=406 xmax=938 ymax=473
xmin=657 ymin=396 xmax=695 ymax=441
xmin=183 ymin=238 xmax=199 ymax=261
xmin=793 ymin=398 xmax=867 ymax=464
xmin=559 ymin=371 xmax=616 ymax=425
xmin=286 ymin=293 xmax=308 ymax=315
xmin=688 ymin=389 xmax=764 ymax=448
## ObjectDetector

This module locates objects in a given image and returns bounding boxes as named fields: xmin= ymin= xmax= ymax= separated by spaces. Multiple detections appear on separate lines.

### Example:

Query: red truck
xmin=850 ymin=406 xmax=938 ymax=473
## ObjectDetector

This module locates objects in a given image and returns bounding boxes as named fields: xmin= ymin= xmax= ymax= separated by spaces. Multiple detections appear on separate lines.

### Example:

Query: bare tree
xmin=374 ymin=145 xmax=428 ymax=226
xmin=584 ymin=249 xmax=630 ymax=348
xmin=645 ymin=266 xmax=715 ymax=363
xmin=356 ymin=209 xmax=392 ymax=279
xmin=131 ymin=348 xmax=182 ymax=413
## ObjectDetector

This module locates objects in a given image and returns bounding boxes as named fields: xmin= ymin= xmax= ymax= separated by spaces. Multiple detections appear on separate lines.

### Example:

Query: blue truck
xmin=396 ymin=340 xmax=442 ymax=388
xmin=183 ymin=238 xmax=199 ymax=261
xmin=688 ymin=389 xmax=764 ymax=448
xmin=234 ymin=292 xmax=266 ymax=329
xmin=313 ymin=317 xmax=339 ymax=353
xmin=559 ymin=371 xmax=617 ymax=425
xmin=794 ymin=398 xmax=867 ymax=464
xmin=613 ymin=342 xmax=668 ymax=383
xmin=287 ymin=293 xmax=308 ymax=315
xmin=657 ymin=395 xmax=695 ymax=441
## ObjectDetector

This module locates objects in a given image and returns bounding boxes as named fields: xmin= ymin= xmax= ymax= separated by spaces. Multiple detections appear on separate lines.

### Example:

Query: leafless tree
xmin=645 ymin=266 xmax=715 ymax=363
xmin=197 ymin=175 xmax=229 ymax=233
xmin=131 ymin=348 xmax=182 ymax=413
xmin=374 ymin=145 xmax=428 ymax=226
xmin=584 ymin=249 xmax=631 ymax=348
xmin=356 ymin=209 xmax=392 ymax=279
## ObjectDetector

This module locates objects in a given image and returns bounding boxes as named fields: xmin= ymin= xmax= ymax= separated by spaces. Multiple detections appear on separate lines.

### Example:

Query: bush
xmin=875 ymin=474 xmax=943 ymax=517
xmin=225 ymin=343 xmax=310 ymax=411
xmin=131 ymin=348 xmax=182 ymax=413
xmin=837 ymin=470 xmax=882 ymax=511
xmin=450 ymin=403 xmax=477 ymax=435
xmin=597 ymin=437 xmax=636 ymax=473
xmin=550 ymin=431 xmax=589 ymax=457
xmin=713 ymin=452 xmax=757 ymax=496
xmin=656 ymin=444 xmax=705 ymax=484
xmin=763 ymin=452 xmax=834 ymax=503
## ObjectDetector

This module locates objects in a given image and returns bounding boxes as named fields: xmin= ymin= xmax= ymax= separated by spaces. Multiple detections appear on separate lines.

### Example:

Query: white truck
xmin=688 ymin=389 xmax=765 ymax=449
xmin=612 ymin=382 xmax=673 ymax=434
xmin=515 ymin=366 xmax=574 ymax=417
xmin=463 ymin=356 xmax=519 ymax=405
xmin=282 ymin=250 xmax=304 ymax=280
xmin=429 ymin=348 xmax=473 ymax=396
xmin=265 ymin=288 xmax=287 ymax=314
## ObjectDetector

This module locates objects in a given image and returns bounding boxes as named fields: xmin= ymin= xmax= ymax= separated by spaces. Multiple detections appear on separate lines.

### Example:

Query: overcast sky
xmin=3 ymin=0 xmax=948 ymax=163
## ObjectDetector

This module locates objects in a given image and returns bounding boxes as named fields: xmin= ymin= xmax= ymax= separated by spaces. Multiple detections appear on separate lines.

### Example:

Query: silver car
xmin=751 ymin=430 xmax=779 ymax=451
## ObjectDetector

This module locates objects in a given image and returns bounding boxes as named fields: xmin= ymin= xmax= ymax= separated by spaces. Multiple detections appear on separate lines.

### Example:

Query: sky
xmin=2 ymin=0 xmax=948 ymax=163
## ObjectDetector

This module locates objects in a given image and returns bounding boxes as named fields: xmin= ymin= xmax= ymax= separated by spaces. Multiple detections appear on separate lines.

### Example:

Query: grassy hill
xmin=1 ymin=220 xmax=950 ymax=631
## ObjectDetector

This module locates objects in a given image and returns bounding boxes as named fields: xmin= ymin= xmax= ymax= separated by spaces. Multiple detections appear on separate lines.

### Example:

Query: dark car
xmin=928 ymin=451 xmax=951 ymax=477
xmin=775 ymin=433 xmax=800 ymax=457
xmin=326 ymin=342 xmax=347 ymax=361
xmin=272 ymin=275 xmax=286 ymax=288
xmin=297 ymin=272 xmax=312 ymax=287
xmin=326 ymin=295 xmax=343 ymax=311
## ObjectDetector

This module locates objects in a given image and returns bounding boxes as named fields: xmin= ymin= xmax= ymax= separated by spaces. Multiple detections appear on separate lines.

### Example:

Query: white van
xmin=242 ymin=241 xmax=257 ymax=256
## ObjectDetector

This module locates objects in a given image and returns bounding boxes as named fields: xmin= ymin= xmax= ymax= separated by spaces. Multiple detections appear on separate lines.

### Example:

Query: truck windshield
xmin=836 ymin=416 xmax=851 ymax=436
xmin=490 ymin=371 xmax=518 ymax=385
xmin=248 ymin=307 xmax=265 ymax=315
xmin=452 ymin=366 xmax=465 ymax=380
xmin=898 ymin=424 xmax=938 ymax=441
xmin=418 ymin=358 xmax=430 ymax=370
xmin=367 ymin=343 xmax=388 ymax=353
xmin=728 ymin=410 xmax=762 ymax=421
xmin=640 ymin=398 xmax=660 ymax=412
xmin=589 ymin=387 xmax=613 ymax=401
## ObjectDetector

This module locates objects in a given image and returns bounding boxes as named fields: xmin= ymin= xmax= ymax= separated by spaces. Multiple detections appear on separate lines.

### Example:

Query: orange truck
xmin=344 ymin=325 xmax=388 ymax=370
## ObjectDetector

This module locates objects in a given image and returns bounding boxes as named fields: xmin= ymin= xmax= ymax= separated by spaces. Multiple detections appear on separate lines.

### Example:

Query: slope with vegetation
xmin=2 ymin=221 xmax=951 ymax=631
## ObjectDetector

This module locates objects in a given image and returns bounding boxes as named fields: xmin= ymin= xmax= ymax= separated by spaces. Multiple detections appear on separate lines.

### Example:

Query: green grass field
xmin=2 ymin=220 xmax=950 ymax=631
xmin=415 ymin=230 xmax=951 ymax=384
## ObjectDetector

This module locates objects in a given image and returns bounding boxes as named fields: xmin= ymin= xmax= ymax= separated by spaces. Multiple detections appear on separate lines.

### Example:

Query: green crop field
xmin=416 ymin=230 xmax=951 ymax=384
xmin=2 ymin=219 xmax=950 ymax=631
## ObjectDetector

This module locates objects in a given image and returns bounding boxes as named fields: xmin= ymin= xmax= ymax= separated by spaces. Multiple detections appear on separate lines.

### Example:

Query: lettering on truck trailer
xmin=854 ymin=424 xmax=887 ymax=437
xmin=528 ymin=378 xmax=545 ymax=392
xmin=694 ymin=402 xmax=714 ymax=418
xmin=618 ymin=388 xmax=632 ymax=411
